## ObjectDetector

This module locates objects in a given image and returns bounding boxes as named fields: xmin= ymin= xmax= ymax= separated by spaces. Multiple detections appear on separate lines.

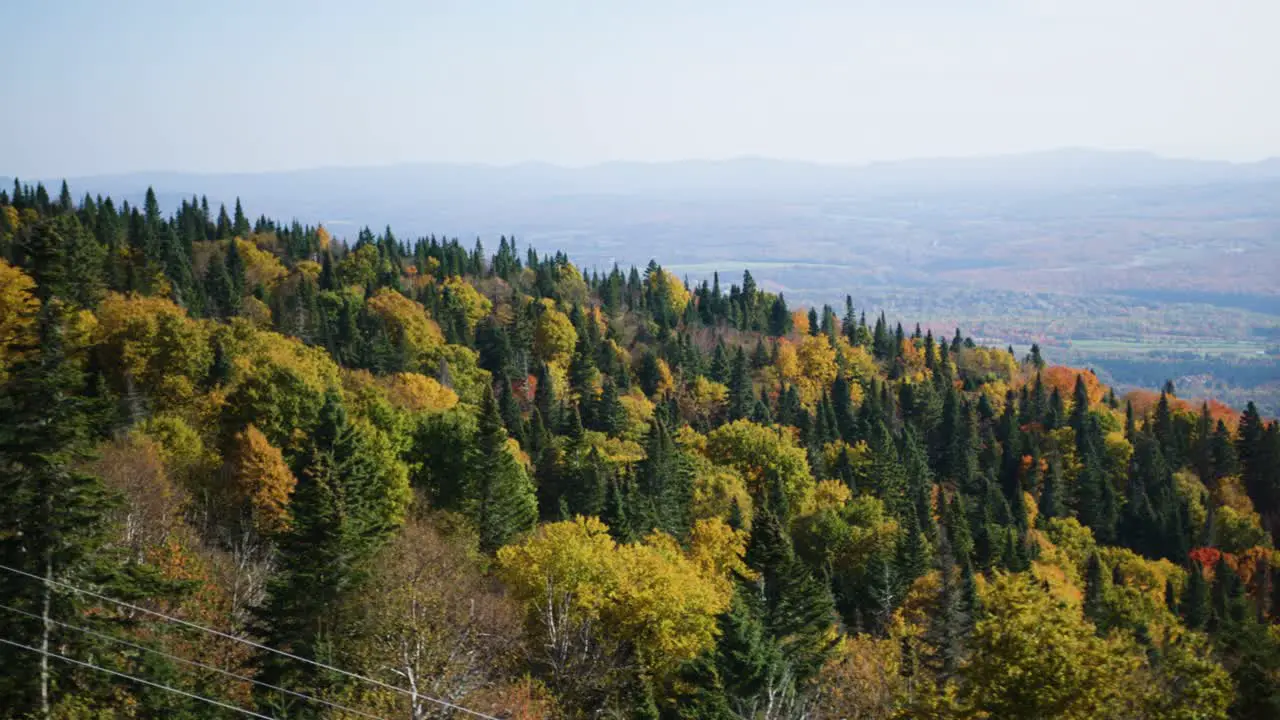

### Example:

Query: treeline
xmin=0 ymin=179 xmax=1279 ymax=719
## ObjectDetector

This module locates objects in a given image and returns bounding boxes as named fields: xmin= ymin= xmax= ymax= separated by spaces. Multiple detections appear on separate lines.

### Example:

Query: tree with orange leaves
xmin=229 ymin=424 xmax=297 ymax=536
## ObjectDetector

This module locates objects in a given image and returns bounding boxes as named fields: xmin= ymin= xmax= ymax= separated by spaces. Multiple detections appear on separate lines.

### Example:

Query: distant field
xmin=1066 ymin=338 xmax=1270 ymax=356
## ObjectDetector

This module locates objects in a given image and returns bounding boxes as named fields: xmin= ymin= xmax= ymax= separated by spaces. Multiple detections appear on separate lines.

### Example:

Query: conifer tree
xmin=767 ymin=294 xmax=791 ymax=337
xmin=233 ymin=197 xmax=250 ymax=237
xmin=744 ymin=511 xmax=836 ymax=684
xmin=709 ymin=342 xmax=729 ymax=384
xmin=467 ymin=386 xmax=538 ymax=553
xmin=727 ymin=347 xmax=754 ymax=422
xmin=533 ymin=361 xmax=561 ymax=432
xmin=253 ymin=390 xmax=408 ymax=713
xmin=1083 ymin=553 xmax=1107 ymax=631
xmin=497 ymin=375 xmax=526 ymax=443
xmin=1182 ymin=564 xmax=1211 ymax=630
xmin=0 ymin=305 xmax=142 ymax=716
xmin=1038 ymin=456 xmax=1067 ymax=523
xmin=594 ymin=376 xmax=626 ymax=436
xmin=1076 ymin=452 xmax=1119 ymax=543
xmin=634 ymin=417 xmax=693 ymax=537
xmin=715 ymin=586 xmax=781 ymax=717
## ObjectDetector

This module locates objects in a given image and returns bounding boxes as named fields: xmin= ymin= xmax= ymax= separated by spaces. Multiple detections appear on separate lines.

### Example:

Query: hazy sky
xmin=4 ymin=0 xmax=1277 ymax=177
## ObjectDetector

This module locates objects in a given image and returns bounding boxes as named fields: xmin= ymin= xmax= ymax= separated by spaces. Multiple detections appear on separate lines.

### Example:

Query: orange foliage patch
xmin=1188 ymin=547 xmax=1229 ymax=576
xmin=1202 ymin=398 xmax=1242 ymax=431
xmin=518 ymin=374 xmax=538 ymax=403
xmin=1125 ymin=390 xmax=1240 ymax=427
xmin=1039 ymin=365 xmax=1106 ymax=406
xmin=792 ymin=310 xmax=810 ymax=335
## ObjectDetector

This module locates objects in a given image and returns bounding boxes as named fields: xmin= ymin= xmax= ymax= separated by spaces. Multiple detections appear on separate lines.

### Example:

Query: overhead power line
xmin=0 ymin=562 xmax=501 ymax=720
xmin=0 ymin=635 xmax=275 ymax=720
xmin=0 ymin=601 xmax=388 ymax=720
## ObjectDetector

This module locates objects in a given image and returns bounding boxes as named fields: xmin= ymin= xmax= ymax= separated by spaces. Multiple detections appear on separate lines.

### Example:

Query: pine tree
xmin=895 ymin=510 xmax=931 ymax=587
xmin=767 ymin=294 xmax=791 ymax=337
xmin=253 ymin=390 xmax=408 ymax=714
xmin=709 ymin=342 xmax=729 ymax=383
xmin=727 ymin=347 xmax=754 ymax=422
xmin=1083 ymin=553 xmax=1107 ymax=631
xmin=203 ymin=251 xmax=239 ymax=319
xmin=595 ymin=376 xmax=626 ymax=436
xmin=1038 ymin=456 xmax=1067 ymax=523
xmin=1209 ymin=420 xmax=1239 ymax=485
xmin=925 ymin=544 xmax=971 ymax=678
xmin=1182 ymin=564 xmax=1211 ymax=630
xmin=233 ymin=197 xmax=251 ymax=237
xmin=533 ymin=361 xmax=561 ymax=432
xmin=1069 ymin=374 xmax=1090 ymax=439
xmin=497 ymin=375 xmax=526 ymax=443
xmin=1076 ymin=452 xmax=1118 ymax=543
xmin=634 ymin=417 xmax=693 ymax=537
xmin=945 ymin=495 xmax=975 ymax=563
xmin=750 ymin=338 xmax=770 ymax=370
xmin=715 ymin=586 xmax=781 ymax=716
xmin=225 ymin=236 xmax=246 ymax=297
xmin=467 ymin=386 xmax=538 ymax=553
xmin=0 ymin=305 xmax=141 ymax=716
xmin=745 ymin=511 xmax=837 ymax=682
xmin=568 ymin=446 xmax=610 ymax=518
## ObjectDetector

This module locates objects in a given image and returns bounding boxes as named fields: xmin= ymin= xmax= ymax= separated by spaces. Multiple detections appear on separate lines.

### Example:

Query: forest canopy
xmin=0 ymin=180 xmax=1278 ymax=719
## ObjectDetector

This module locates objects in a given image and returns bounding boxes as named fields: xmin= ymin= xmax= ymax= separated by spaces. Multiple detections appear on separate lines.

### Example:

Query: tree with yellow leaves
xmin=92 ymin=292 xmax=213 ymax=413
xmin=496 ymin=516 xmax=736 ymax=712
xmin=533 ymin=299 xmax=577 ymax=369
xmin=365 ymin=288 xmax=446 ymax=370
xmin=441 ymin=275 xmax=494 ymax=332
xmin=228 ymin=424 xmax=297 ymax=536
xmin=959 ymin=571 xmax=1142 ymax=719
xmin=0 ymin=259 xmax=39 ymax=382
xmin=704 ymin=419 xmax=814 ymax=516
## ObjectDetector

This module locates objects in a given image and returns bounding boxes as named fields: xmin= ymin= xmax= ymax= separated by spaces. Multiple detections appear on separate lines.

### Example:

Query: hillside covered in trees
xmin=1 ymin=180 xmax=1279 ymax=719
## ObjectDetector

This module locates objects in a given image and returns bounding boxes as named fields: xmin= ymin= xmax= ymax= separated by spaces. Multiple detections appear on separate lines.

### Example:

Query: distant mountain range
xmin=6 ymin=147 xmax=1279 ymax=307
xmin=8 ymin=148 xmax=1280 ymax=216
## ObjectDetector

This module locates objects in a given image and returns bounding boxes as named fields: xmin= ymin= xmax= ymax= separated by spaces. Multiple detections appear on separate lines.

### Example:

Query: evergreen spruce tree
xmin=767 ymin=294 xmax=791 ymax=337
xmin=709 ymin=342 xmax=729 ymax=384
xmin=715 ymin=586 xmax=779 ymax=717
xmin=497 ymin=375 xmax=526 ymax=443
xmin=1083 ymin=553 xmax=1107 ymax=631
xmin=635 ymin=418 xmax=693 ymax=537
xmin=232 ymin=197 xmax=251 ymax=237
xmin=750 ymin=338 xmax=770 ymax=370
xmin=0 ymin=305 xmax=146 ymax=716
xmin=569 ymin=446 xmax=610 ymax=518
xmin=1076 ymin=452 xmax=1118 ymax=543
xmin=595 ymin=376 xmax=626 ymax=436
xmin=1038 ymin=457 xmax=1067 ymax=523
xmin=727 ymin=347 xmax=754 ymax=422
xmin=467 ymin=386 xmax=539 ymax=553
xmin=1182 ymin=564 xmax=1211 ymax=630
xmin=253 ymin=390 xmax=406 ymax=715
xmin=533 ymin=362 xmax=562 ymax=432
xmin=924 ymin=542 xmax=971 ymax=678
xmin=744 ymin=511 xmax=836 ymax=685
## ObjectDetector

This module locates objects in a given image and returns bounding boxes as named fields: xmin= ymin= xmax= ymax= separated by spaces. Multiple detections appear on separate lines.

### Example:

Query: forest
xmin=0 ymin=179 xmax=1278 ymax=719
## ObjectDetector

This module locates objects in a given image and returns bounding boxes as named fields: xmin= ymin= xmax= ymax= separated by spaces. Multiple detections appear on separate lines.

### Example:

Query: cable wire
xmin=0 ymin=635 xmax=275 ymax=719
xmin=0 ymin=601 xmax=388 ymax=720
xmin=0 ymin=562 xmax=500 ymax=720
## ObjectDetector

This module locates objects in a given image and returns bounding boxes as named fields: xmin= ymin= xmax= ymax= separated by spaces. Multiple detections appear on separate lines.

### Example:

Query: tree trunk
xmin=40 ymin=552 xmax=52 ymax=720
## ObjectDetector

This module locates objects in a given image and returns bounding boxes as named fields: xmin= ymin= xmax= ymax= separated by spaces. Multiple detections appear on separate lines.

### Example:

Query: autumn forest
xmin=1 ymin=180 xmax=1279 ymax=719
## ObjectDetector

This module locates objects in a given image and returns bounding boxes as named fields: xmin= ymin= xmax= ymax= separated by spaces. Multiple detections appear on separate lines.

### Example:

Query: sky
xmin=4 ymin=0 xmax=1278 ymax=177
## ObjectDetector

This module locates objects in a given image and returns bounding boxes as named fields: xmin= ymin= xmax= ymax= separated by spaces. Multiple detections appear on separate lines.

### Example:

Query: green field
xmin=1066 ymin=338 xmax=1269 ymax=357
